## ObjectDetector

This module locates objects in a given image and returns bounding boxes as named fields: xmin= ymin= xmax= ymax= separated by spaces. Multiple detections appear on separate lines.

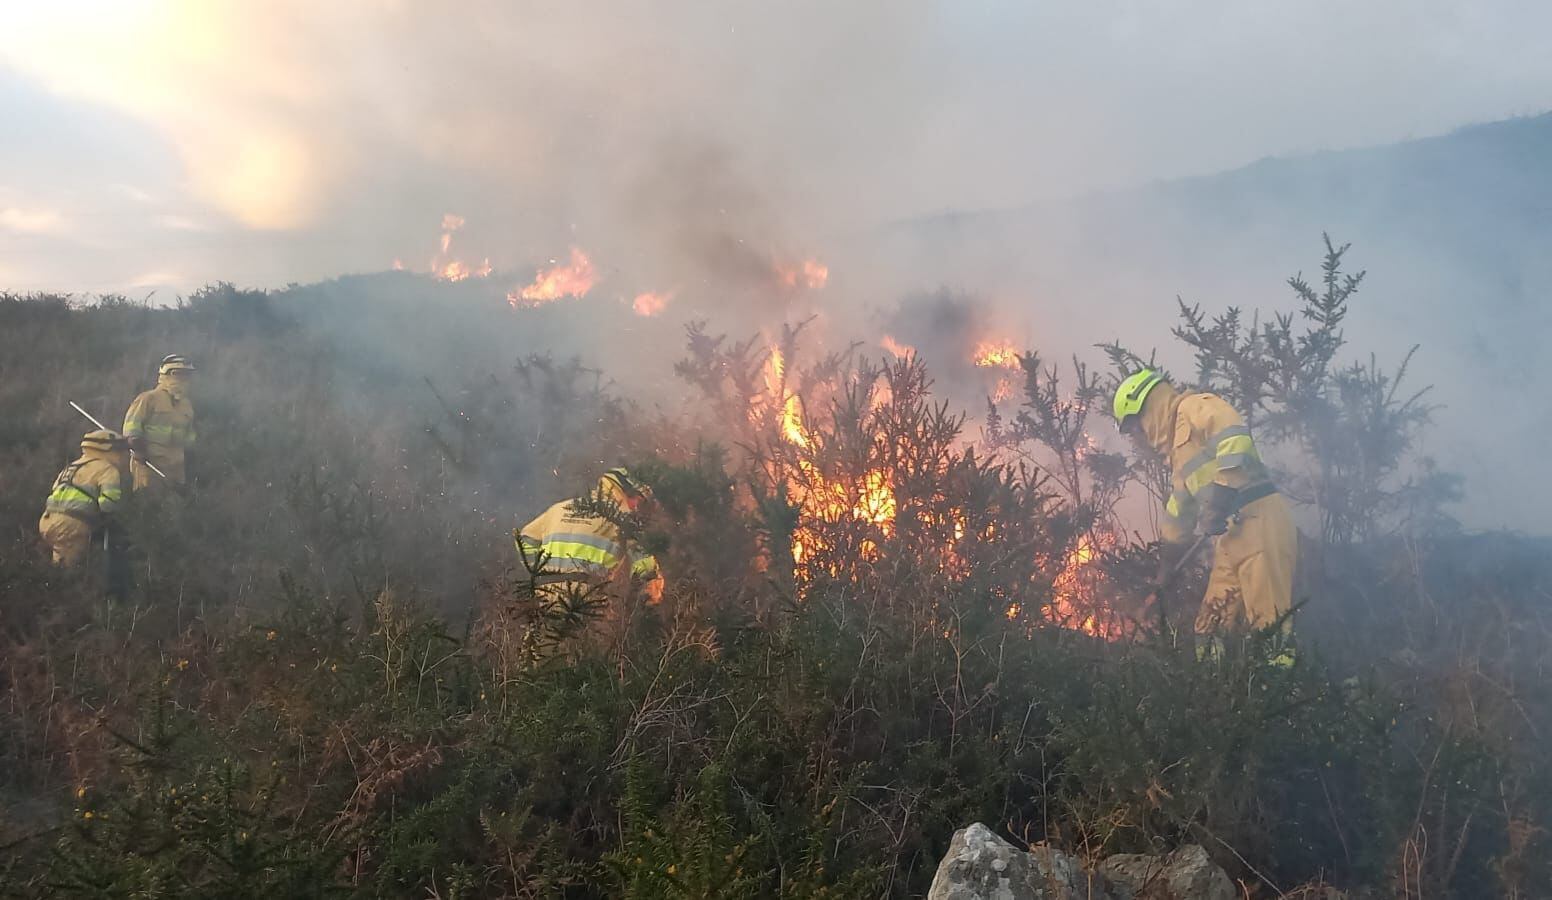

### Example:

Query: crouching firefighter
xmin=1113 ymin=370 xmax=1297 ymax=657
xmin=514 ymin=468 xmax=663 ymax=656
xmin=39 ymin=430 xmax=132 ymax=597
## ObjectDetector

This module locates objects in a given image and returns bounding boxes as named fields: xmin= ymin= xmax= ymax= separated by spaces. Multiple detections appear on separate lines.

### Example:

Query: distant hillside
xmin=875 ymin=111 xmax=1552 ymax=532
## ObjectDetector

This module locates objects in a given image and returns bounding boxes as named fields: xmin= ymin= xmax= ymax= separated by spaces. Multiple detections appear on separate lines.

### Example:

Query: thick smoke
xmin=4 ymin=2 xmax=1552 ymax=528
xmin=6 ymin=2 xmax=1552 ymax=288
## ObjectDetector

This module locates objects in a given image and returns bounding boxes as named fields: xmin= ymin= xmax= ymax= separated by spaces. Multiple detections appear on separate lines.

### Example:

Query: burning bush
xmin=672 ymin=320 xmax=1100 ymax=637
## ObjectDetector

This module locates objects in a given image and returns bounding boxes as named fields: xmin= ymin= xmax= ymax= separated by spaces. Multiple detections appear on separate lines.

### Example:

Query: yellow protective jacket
xmin=516 ymin=488 xmax=659 ymax=584
xmin=123 ymin=374 xmax=196 ymax=483
xmin=42 ymin=448 xmax=126 ymax=529
xmin=1137 ymin=383 xmax=1274 ymax=544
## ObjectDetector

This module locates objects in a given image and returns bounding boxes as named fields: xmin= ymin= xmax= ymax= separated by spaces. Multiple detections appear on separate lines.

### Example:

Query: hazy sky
xmin=3 ymin=1 xmax=1551 ymax=293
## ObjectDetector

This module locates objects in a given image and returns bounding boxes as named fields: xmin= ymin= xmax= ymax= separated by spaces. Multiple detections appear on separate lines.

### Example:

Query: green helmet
xmin=1112 ymin=368 xmax=1165 ymax=424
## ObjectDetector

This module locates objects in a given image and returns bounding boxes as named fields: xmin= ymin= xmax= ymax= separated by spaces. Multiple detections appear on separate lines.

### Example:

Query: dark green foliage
xmin=46 ymin=757 xmax=345 ymax=898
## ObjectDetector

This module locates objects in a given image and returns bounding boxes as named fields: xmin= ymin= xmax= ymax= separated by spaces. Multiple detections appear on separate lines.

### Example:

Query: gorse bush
xmin=1 ymin=243 xmax=1549 ymax=898
xmin=1099 ymin=235 xmax=1460 ymax=546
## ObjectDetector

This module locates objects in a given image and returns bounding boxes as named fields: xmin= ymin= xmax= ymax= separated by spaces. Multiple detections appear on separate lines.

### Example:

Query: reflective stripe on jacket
xmin=1158 ymin=393 xmax=1273 ymax=543
xmin=43 ymin=456 xmax=124 ymax=527
xmin=517 ymin=499 xmax=659 ymax=581
xmin=123 ymin=383 xmax=196 ymax=454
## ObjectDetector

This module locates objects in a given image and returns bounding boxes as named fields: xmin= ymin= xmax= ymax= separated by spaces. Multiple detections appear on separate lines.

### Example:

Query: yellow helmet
xmin=1112 ymin=368 xmax=1165 ymax=425
xmin=159 ymin=354 xmax=196 ymax=376
xmin=601 ymin=466 xmax=650 ymax=500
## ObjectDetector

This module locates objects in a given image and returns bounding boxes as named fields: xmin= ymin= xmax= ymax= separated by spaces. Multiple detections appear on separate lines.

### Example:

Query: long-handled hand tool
xmin=69 ymin=400 xmax=168 ymax=480
xmin=1147 ymin=504 xmax=1246 ymax=631
xmin=1147 ymin=530 xmax=1212 ymax=633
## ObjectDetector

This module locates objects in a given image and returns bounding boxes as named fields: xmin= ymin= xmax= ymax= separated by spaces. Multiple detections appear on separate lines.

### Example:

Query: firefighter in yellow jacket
xmin=39 ymin=430 xmax=128 ymax=567
xmin=1113 ymin=369 xmax=1297 ymax=636
xmin=123 ymin=354 xmax=196 ymax=491
xmin=515 ymin=467 xmax=662 ymax=601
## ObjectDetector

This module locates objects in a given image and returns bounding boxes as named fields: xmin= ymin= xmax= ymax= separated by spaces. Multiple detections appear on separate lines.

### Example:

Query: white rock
xmin=926 ymin=823 xmax=1114 ymax=900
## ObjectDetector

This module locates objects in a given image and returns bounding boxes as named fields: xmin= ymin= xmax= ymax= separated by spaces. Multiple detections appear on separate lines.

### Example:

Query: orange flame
xmin=395 ymin=213 xmax=492 ymax=282
xmin=973 ymin=341 xmax=1021 ymax=369
xmin=439 ymin=213 xmax=464 ymax=254
xmin=632 ymin=290 xmax=671 ymax=317
xmin=755 ymin=340 xmax=1126 ymax=635
xmin=436 ymin=258 xmax=492 ymax=282
xmin=764 ymin=348 xmax=811 ymax=448
xmin=781 ymin=394 xmax=808 ymax=447
xmin=1044 ymin=533 xmax=1125 ymax=640
xmin=760 ymin=344 xmax=900 ymax=579
xmin=775 ymin=258 xmax=829 ymax=291
xmin=880 ymin=334 xmax=914 ymax=358
xmin=856 ymin=468 xmax=896 ymax=525
xmin=764 ymin=345 xmax=787 ymax=395
xmin=509 ymin=247 xmax=596 ymax=307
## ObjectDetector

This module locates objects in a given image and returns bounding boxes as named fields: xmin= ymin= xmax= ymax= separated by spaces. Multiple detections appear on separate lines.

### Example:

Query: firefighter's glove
xmin=1197 ymin=482 xmax=1238 ymax=536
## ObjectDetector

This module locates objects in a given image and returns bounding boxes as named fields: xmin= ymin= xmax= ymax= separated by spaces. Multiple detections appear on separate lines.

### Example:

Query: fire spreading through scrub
xmin=508 ymin=247 xmax=596 ymax=308
xmin=396 ymin=222 xmax=1120 ymax=639
xmin=757 ymin=344 xmax=895 ymax=574
xmin=434 ymin=214 xmax=492 ymax=282
xmin=393 ymin=213 xmax=493 ymax=282
xmin=973 ymin=335 xmax=1124 ymax=639
xmin=1043 ymin=532 xmax=1125 ymax=640
xmin=389 ymin=220 xmax=824 ymax=316
xmin=973 ymin=333 xmax=1125 ymax=639
xmin=974 ymin=339 xmax=1022 ymax=403
xmin=746 ymin=335 xmax=1125 ymax=641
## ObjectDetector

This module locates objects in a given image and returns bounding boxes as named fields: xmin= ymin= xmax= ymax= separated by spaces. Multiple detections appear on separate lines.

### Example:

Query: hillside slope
xmin=876 ymin=112 xmax=1552 ymax=531
xmin=2 ymin=287 xmax=1551 ymax=896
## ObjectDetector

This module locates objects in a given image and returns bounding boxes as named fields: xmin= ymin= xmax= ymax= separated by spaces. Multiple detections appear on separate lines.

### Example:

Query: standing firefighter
xmin=123 ymin=354 xmax=197 ymax=490
xmin=1113 ymin=369 xmax=1297 ymax=641
xmin=515 ymin=468 xmax=662 ymax=652
xmin=39 ymin=430 xmax=128 ymax=570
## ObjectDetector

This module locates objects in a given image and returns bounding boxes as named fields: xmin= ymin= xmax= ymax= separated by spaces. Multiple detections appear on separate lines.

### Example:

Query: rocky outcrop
xmin=1099 ymin=845 xmax=1235 ymax=900
xmin=926 ymin=824 xmax=1236 ymax=900
xmin=926 ymin=824 xmax=1111 ymax=900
